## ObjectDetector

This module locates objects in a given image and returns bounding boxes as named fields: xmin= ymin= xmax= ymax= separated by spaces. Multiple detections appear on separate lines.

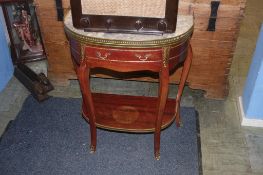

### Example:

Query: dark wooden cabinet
xmin=70 ymin=0 xmax=179 ymax=34
xmin=0 ymin=0 xmax=46 ymax=64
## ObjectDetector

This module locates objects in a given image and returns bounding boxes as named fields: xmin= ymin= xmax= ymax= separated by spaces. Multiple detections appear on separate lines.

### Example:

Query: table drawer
xmin=85 ymin=46 xmax=163 ymax=62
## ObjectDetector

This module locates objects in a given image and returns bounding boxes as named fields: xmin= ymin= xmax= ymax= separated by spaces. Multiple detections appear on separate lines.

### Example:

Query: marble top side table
xmin=64 ymin=12 xmax=193 ymax=160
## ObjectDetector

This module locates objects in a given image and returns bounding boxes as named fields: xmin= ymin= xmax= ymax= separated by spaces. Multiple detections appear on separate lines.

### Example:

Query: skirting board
xmin=238 ymin=96 xmax=263 ymax=127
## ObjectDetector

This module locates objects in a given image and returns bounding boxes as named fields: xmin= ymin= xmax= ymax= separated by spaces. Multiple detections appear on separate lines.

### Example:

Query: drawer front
xmin=85 ymin=46 xmax=163 ymax=62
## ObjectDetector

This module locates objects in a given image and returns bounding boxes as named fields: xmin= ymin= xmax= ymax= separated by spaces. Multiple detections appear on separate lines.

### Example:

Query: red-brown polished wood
xmin=82 ymin=93 xmax=177 ymax=132
xmin=175 ymin=45 xmax=193 ymax=127
xmin=68 ymin=34 xmax=192 ymax=160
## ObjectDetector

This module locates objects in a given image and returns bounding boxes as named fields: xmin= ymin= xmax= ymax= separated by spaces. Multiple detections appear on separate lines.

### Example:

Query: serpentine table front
xmin=64 ymin=12 xmax=193 ymax=160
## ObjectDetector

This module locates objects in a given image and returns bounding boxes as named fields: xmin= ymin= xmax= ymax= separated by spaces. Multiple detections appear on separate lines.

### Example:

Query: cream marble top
xmin=64 ymin=11 xmax=193 ymax=47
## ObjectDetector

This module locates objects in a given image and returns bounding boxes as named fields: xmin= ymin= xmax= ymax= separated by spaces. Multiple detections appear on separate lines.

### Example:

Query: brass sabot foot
xmin=155 ymin=152 xmax=160 ymax=160
xmin=90 ymin=145 xmax=96 ymax=153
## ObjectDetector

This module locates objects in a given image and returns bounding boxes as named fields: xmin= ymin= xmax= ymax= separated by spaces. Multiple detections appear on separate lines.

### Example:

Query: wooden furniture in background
xmin=70 ymin=0 xmax=179 ymax=34
xmin=34 ymin=0 xmax=246 ymax=99
xmin=0 ymin=0 xmax=46 ymax=64
xmin=64 ymin=12 xmax=193 ymax=159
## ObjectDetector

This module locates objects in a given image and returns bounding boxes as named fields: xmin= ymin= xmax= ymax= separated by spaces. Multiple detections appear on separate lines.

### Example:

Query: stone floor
xmin=0 ymin=76 xmax=262 ymax=175
xmin=1 ymin=0 xmax=263 ymax=174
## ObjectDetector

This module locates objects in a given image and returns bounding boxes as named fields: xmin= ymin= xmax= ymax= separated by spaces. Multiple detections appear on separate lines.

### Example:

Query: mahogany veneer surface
xmin=82 ymin=93 xmax=176 ymax=132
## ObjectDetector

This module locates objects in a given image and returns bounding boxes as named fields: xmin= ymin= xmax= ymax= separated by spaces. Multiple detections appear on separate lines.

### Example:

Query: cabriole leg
xmin=76 ymin=63 xmax=97 ymax=153
xmin=154 ymin=47 xmax=170 ymax=160
xmin=175 ymin=45 xmax=193 ymax=127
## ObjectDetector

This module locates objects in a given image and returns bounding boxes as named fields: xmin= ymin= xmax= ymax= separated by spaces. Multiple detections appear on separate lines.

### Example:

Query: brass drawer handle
xmin=135 ymin=53 xmax=152 ymax=61
xmin=96 ymin=51 xmax=111 ymax=60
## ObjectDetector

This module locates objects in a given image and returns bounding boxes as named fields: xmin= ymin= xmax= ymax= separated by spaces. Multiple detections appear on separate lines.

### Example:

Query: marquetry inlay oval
xmin=112 ymin=106 xmax=139 ymax=124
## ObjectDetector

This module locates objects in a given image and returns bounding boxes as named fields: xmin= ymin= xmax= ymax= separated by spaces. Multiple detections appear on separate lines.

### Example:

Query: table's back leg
xmin=175 ymin=44 xmax=193 ymax=127
xmin=76 ymin=63 xmax=97 ymax=153
xmin=154 ymin=47 xmax=170 ymax=160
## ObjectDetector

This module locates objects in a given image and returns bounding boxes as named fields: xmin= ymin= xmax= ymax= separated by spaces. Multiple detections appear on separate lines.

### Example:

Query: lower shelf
xmin=82 ymin=93 xmax=177 ymax=133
